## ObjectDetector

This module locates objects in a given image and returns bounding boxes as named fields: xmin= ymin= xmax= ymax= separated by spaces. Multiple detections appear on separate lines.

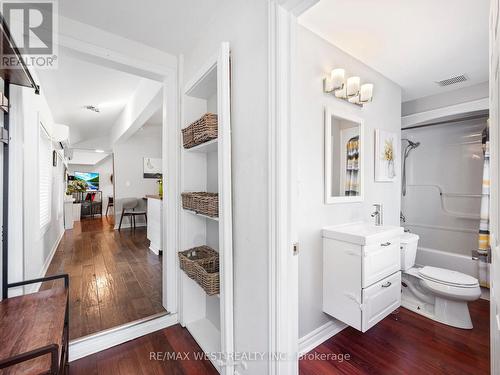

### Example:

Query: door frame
xmin=268 ymin=1 xmax=318 ymax=375
xmin=489 ymin=0 xmax=500 ymax=373
xmin=59 ymin=36 xmax=180 ymax=314
xmin=25 ymin=24 xmax=180 ymax=314
xmin=270 ymin=2 xmax=500 ymax=375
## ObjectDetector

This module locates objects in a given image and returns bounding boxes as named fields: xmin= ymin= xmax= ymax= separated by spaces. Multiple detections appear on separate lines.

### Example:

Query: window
xmin=39 ymin=124 xmax=52 ymax=229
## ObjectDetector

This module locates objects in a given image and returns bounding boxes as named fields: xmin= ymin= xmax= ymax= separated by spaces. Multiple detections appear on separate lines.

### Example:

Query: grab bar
xmin=442 ymin=192 xmax=481 ymax=198
xmin=405 ymin=184 xmax=480 ymax=220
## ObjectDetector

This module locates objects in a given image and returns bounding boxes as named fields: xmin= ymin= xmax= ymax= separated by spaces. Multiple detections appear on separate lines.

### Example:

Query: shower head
xmin=403 ymin=139 xmax=420 ymax=149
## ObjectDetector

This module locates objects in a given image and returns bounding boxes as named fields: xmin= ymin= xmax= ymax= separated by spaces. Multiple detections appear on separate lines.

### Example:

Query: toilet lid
xmin=418 ymin=266 xmax=479 ymax=287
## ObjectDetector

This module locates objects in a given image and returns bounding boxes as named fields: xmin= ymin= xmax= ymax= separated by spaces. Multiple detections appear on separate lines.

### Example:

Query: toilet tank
xmin=400 ymin=233 xmax=419 ymax=271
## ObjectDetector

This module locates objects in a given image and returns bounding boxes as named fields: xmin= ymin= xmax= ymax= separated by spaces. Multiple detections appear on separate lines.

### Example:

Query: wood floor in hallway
xmin=41 ymin=216 xmax=166 ymax=340
xmin=299 ymin=299 xmax=490 ymax=375
xmin=69 ymin=324 xmax=218 ymax=375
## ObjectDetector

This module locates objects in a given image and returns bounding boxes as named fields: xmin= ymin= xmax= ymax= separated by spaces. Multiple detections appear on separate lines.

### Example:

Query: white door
xmin=489 ymin=0 xmax=500 ymax=373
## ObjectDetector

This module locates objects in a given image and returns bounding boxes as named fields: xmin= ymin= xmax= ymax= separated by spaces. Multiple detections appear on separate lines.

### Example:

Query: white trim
xmin=25 ymin=228 xmax=64 ymax=294
xmin=401 ymin=98 xmax=489 ymax=128
xmin=298 ymin=320 xmax=347 ymax=356
xmin=149 ymin=244 xmax=161 ymax=255
xmin=69 ymin=313 xmax=177 ymax=362
xmin=268 ymin=1 xmax=320 ymax=374
xmin=268 ymin=2 xmax=318 ymax=375
xmin=164 ymin=69 xmax=180 ymax=315
xmin=217 ymin=42 xmax=235 ymax=375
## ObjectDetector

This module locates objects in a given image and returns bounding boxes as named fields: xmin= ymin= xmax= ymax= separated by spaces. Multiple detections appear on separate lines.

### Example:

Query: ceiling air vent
xmin=435 ymin=74 xmax=468 ymax=87
xmin=83 ymin=105 xmax=100 ymax=113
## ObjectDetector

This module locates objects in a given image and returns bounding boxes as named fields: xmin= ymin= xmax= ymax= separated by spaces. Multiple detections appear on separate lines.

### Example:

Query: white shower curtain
xmin=478 ymin=121 xmax=490 ymax=288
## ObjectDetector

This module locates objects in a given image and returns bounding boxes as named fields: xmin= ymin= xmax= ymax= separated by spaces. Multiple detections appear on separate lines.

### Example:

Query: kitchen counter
xmin=144 ymin=194 xmax=162 ymax=200
xmin=146 ymin=196 xmax=162 ymax=255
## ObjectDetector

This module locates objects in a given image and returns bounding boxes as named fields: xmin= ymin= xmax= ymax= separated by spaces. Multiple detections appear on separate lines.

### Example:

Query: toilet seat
xmin=418 ymin=266 xmax=479 ymax=288
xmin=419 ymin=277 xmax=482 ymax=302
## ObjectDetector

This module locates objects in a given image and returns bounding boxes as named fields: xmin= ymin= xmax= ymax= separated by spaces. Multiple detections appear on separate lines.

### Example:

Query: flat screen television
xmin=74 ymin=172 xmax=99 ymax=191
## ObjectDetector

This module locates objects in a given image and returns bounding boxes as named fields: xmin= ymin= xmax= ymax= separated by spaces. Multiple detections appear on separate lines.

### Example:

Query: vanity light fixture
xmin=323 ymin=69 xmax=374 ymax=106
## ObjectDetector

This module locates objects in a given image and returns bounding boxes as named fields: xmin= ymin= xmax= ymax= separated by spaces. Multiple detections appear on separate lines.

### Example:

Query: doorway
xmin=6 ymin=42 xmax=177 ymax=342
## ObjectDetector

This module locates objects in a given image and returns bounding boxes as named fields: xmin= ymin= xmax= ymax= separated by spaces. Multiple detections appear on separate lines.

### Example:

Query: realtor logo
xmin=1 ymin=0 xmax=58 ymax=68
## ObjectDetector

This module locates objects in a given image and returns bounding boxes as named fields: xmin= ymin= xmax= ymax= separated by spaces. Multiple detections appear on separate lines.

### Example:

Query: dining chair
xmin=118 ymin=198 xmax=147 ymax=231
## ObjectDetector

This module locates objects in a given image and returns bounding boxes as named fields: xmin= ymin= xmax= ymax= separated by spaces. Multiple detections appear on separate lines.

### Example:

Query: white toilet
xmin=400 ymin=232 xmax=481 ymax=329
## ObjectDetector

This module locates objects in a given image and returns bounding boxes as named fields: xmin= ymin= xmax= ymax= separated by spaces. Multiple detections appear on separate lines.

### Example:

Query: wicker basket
xmin=182 ymin=113 xmax=218 ymax=149
xmin=181 ymin=192 xmax=219 ymax=217
xmin=181 ymin=124 xmax=195 ymax=149
xmin=178 ymin=246 xmax=218 ymax=279
xmin=192 ymin=257 xmax=220 ymax=295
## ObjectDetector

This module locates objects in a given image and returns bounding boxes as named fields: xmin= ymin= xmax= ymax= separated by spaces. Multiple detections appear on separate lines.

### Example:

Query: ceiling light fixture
xmin=95 ymin=149 xmax=105 ymax=153
xmin=83 ymin=105 xmax=100 ymax=113
xmin=323 ymin=68 xmax=374 ymax=106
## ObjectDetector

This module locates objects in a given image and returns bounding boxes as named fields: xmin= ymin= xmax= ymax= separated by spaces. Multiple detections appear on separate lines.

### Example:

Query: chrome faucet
xmin=371 ymin=204 xmax=383 ymax=226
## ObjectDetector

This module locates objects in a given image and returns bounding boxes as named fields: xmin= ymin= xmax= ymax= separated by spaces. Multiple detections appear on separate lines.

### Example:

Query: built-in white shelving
xmin=180 ymin=43 xmax=233 ymax=374
xmin=183 ymin=208 xmax=219 ymax=222
xmin=186 ymin=318 xmax=222 ymax=370
xmin=184 ymin=139 xmax=218 ymax=153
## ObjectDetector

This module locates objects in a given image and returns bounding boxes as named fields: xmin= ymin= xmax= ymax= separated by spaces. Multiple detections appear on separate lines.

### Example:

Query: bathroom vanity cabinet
xmin=323 ymin=224 xmax=403 ymax=332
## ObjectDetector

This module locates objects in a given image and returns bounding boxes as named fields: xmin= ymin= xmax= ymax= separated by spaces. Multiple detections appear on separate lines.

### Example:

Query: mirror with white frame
xmin=324 ymin=108 xmax=364 ymax=204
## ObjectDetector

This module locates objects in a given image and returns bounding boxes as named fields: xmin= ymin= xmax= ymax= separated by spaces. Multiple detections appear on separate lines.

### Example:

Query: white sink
xmin=322 ymin=222 xmax=403 ymax=245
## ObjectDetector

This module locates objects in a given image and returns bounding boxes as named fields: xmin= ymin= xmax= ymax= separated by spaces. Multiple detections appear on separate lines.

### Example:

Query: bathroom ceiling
xmin=299 ymin=0 xmax=490 ymax=102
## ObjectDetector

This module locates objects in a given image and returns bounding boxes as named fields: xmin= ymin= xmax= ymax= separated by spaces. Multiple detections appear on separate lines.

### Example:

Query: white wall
xmin=402 ymin=82 xmax=489 ymax=116
xmin=110 ymin=79 xmax=163 ymax=145
xmin=295 ymin=25 xmax=402 ymax=338
xmin=9 ymin=83 xmax=65 ymax=292
xmin=402 ymin=118 xmax=486 ymax=261
xmin=68 ymin=155 xmax=114 ymax=211
xmin=113 ymin=128 xmax=162 ymax=228
xmin=182 ymin=1 xmax=269 ymax=372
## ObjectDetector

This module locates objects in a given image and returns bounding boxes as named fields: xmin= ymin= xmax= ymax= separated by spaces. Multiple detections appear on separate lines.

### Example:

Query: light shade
xmin=360 ymin=83 xmax=374 ymax=102
xmin=330 ymin=68 xmax=345 ymax=90
xmin=346 ymin=76 xmax=360 ymax=97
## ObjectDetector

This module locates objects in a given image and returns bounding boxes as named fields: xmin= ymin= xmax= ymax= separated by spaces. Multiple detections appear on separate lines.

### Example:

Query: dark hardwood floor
xmin=69 ymin=324 xmax=218 ymax=375
xmin=300 ymin=299 xmax=490 ymax=375
xmin=67 ymin=292 xmax=489 ymax=374
xmin=41 ymin=216 xmax=166 ymax=340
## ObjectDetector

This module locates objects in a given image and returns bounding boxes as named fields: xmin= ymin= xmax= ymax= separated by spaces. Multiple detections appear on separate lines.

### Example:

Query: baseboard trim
xmin=298 ymin=319 xmax=347 ymax=356
xmin=26 ymin=228 xmax=64 ymax=294
xmin=69 ymin=312 xmax=177 ymax=362
xmin=149 ymin=244 xmax=161 ymax=255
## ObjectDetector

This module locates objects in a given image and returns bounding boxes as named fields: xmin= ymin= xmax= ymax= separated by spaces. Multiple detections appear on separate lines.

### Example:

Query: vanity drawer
xmin=362 ymin=238 xmax=401 ymax=288
xmin=362 ymin=271 xmax=401 ymax=332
